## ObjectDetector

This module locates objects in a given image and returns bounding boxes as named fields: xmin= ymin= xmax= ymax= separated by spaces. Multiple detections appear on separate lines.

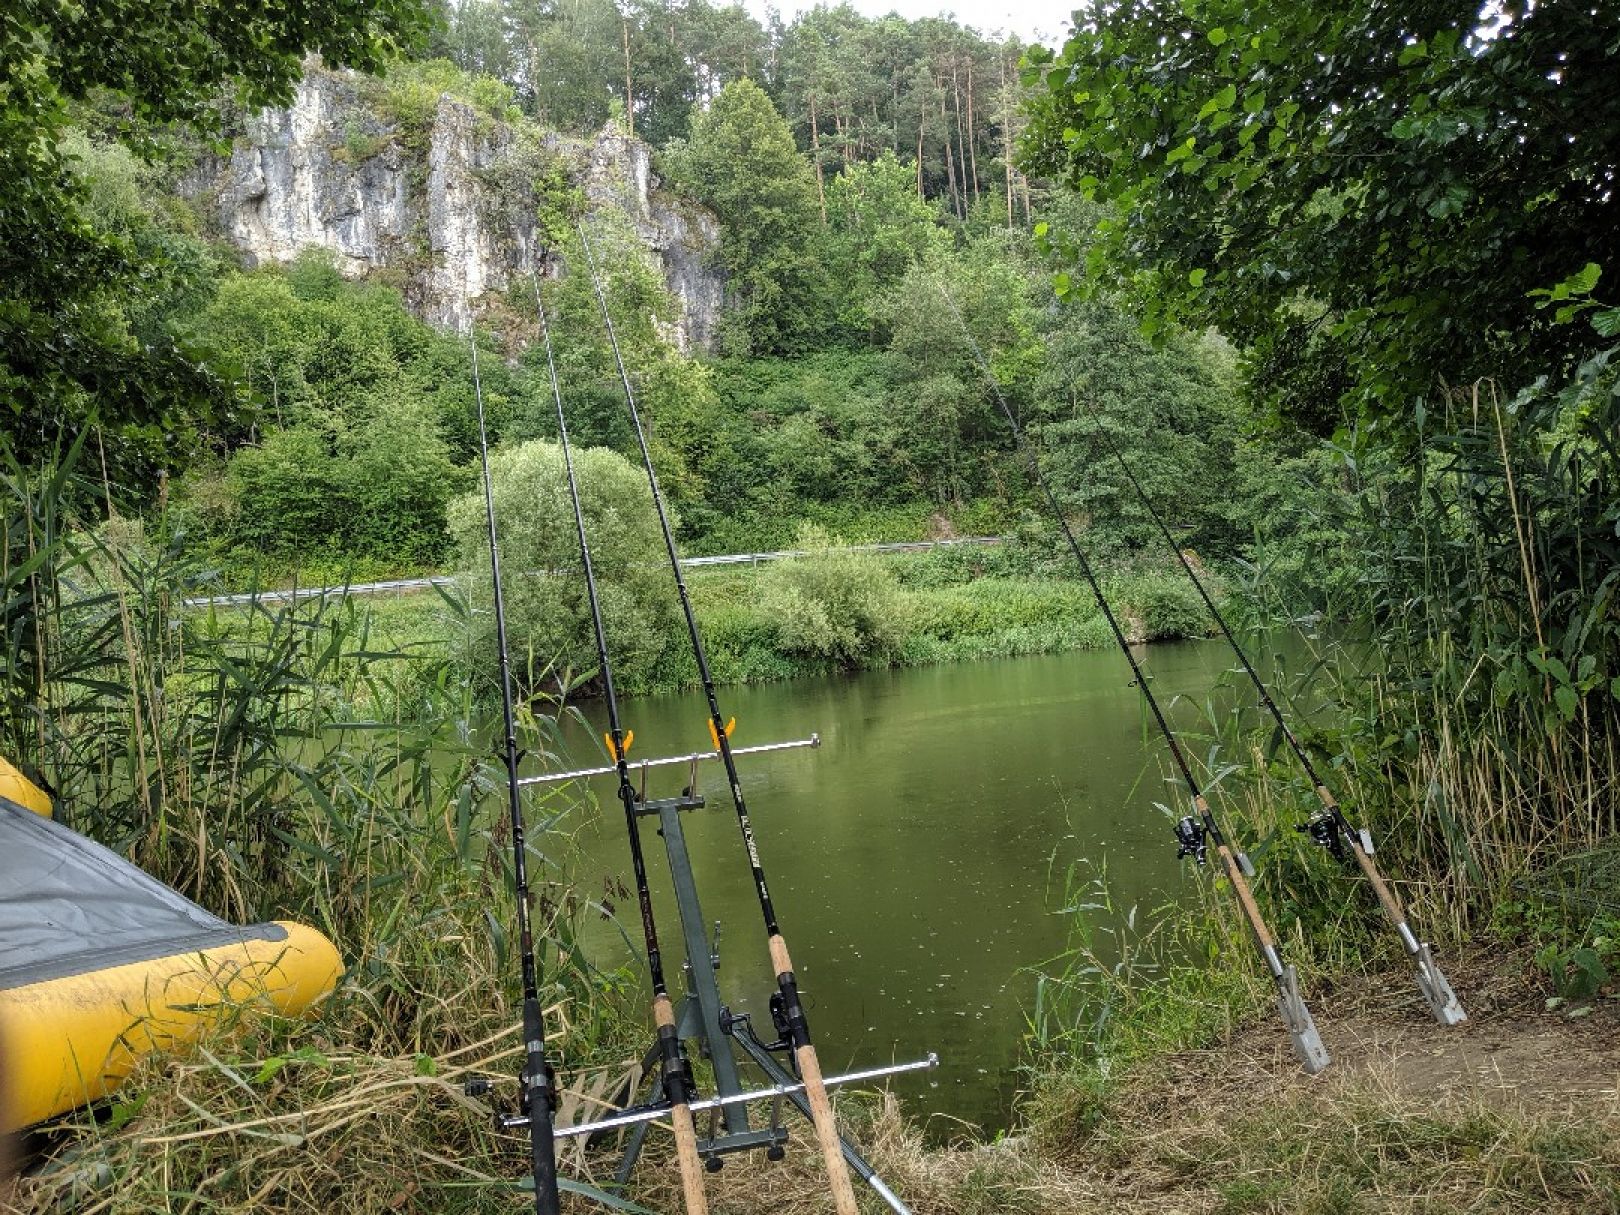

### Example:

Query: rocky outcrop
xmin=197 ymin=66 xmax=724 ymax=349
xmin=581 ymin=129 xmax=723 ymax=352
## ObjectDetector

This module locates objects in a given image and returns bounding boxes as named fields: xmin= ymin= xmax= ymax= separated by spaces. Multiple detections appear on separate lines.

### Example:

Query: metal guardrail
xmin=183 ymin=536 xmax=1006 ymax=608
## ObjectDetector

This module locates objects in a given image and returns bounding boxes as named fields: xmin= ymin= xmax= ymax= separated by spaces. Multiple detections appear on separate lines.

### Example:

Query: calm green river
xmin=553 ymin=640 xmax=1251 ymax=1133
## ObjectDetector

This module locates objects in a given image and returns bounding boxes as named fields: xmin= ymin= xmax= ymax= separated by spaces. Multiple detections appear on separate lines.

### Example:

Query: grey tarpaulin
xmin=0 ymin=797 xmax=283 ymax=991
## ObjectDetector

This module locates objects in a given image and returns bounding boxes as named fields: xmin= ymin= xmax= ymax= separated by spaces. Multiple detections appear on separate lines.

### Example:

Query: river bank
xmin=248 ymin=545 xmax=1222 ymax=699
xmin=18 ymin=942 xmax=1612 ymax=1214
xmin=622 ymin=947 xmax=1620 ymax=1214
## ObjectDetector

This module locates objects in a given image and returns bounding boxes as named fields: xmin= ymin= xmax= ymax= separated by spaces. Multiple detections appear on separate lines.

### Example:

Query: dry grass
xmin=5 ymin=1001 xmax=660 ymax=1215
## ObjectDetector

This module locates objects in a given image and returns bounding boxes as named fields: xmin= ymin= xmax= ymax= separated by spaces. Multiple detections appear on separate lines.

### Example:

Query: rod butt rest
xmin=1276 ymin=965 xmax=1331 ymax=1075
xmin=1415 ymin=943 xmax=1467 ymax=1026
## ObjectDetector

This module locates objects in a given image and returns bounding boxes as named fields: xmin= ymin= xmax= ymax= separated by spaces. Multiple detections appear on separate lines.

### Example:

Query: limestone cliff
xmin=192 ymin=65 xmax=724 ymax=350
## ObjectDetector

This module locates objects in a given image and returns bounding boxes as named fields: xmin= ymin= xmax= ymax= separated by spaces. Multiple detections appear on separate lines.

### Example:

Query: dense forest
xmin=0 ymin=0 xmax=1320 ymax=590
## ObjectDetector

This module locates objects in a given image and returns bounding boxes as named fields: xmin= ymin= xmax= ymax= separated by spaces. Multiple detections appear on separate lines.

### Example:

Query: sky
xmin=741 ymin=0 xmax=1076 ymax=47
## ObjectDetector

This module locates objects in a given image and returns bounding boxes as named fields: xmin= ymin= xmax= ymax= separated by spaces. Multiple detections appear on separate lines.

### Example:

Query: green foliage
xmin=2 ymin=440 xmax=652 ymax=1215
xmin=192 ymin=257 xmax=504 ymax=461
xmin=1024 ymin=1 xmax=1620 ymax=423
xmin=758 ymin=528 xmax=908 ymax=667
xmin=172 ymin=263 xmax=522 ymax=566
xmin=1026 ymin=240 xmax=1257 ymax=557
xmin=431 ymin=0 xmax=1028 ymax=227
xmin=0 ymin=0 xmax=430 ymax=490
xmin=346 ymin=397 xmax=458 ymax=564
xmin=877 ymin=241 xmax=1043 ymax=505
xmin=662 ymin=79 xmax=829 ymax=354
xmin=822 ymin=152 xmax=952 ymax=338
xmin=226 ymin=427 xmax=345 ymax=553
xmin=1536 ymin=931 xmax=1617 ymax=1002
xmin=447 ymin=439 xmax=683 ymax=695
xmin=1120 ymin=573 xmax=1210 ymax=643
xmin=361 ymin=56 xmax=521 ymax=147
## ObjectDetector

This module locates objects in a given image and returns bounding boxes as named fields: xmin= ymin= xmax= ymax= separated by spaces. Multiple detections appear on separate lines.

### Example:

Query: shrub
xmin=758 ymin=527 xmax=907 ymax=667
xmin=227 ymin=426 xmax=344 ymax=552
xmin=345 ymin=397 xmax=454 ymax=564
xmin=447 ymin=439 xmax=682 ymax=695
xmin=1119 ymin=572 xmax=1210 ymax=642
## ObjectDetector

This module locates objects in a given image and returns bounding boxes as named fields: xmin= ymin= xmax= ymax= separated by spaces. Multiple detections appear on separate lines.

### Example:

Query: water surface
xmin=556 ymin=640 xmax=1250 ymax=1133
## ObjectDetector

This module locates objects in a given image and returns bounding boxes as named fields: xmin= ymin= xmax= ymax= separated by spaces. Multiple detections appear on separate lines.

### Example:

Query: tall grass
xmin=1235 ymin=352 xmax=1620 ymax=923
xmin=2 ymin=441 xmax=647 ymax=1210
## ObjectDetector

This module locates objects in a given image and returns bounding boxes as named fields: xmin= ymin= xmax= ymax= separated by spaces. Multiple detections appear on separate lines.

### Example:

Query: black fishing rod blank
xmin=466 ymin=327 xmax=562 ymax=1215
xmin=936 ymin=279 xmax=1330 ymax=1074
xmin=578 ymin=221 xmax=863 ymax=1214
xmin=527 ymin=270 xmax=710 ymax=1212
xmin=1083 ymin=412 xmax=1465 ymax=1026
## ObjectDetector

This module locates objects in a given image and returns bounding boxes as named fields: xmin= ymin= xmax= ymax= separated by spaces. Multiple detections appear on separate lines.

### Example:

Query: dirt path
xmin=624 ymin=951 xmax=1620 ymax=1213
xmin=1056 ymin=951 xmax=1620 ymax=1215
xmin=1261 ymin=952 xmax=1620 ymax=1111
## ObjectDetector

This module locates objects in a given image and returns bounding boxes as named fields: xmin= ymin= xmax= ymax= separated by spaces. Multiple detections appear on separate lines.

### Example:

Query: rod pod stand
xmin=577 ymin=219 xmax=863 ymax=1215
xmin=526 ymin=737 xmax=927 ymax=1215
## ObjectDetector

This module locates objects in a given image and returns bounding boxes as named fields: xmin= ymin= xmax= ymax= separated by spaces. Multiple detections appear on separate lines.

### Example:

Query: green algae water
xmin=557 ymin=640 xmax=1258 ymax=1133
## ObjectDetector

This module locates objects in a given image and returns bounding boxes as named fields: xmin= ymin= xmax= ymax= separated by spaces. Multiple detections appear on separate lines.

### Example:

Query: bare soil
xmin=641 ymin=950 xmax=1620 ymax=1214
xmin=1251 ymin=950 xmax=1620 ymax=1111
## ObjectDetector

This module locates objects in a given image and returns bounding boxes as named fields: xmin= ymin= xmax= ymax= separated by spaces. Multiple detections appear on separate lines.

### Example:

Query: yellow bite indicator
xmin=604 ymin=730 xmax=634 ymax=762
xmin=706 ymin=716 xmax=736 ymax=752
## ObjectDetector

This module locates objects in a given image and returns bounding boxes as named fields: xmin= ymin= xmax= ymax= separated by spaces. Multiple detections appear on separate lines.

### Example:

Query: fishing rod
xmin=1080 ymin=409 xmax=1466 ymax=1025
xmin=934 ymin=278 xmax=1330 ymax=1073
xmin=466 ymin=326 xmax=562 ymax=1215
xmin=526 ymin=269 xmax=710 ymax=1213
xmin=577 ymin=221 xmax=863 ymax=1214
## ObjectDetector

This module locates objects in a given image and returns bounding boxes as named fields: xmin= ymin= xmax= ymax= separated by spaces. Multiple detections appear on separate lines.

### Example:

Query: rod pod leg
xmin=1346 ymin=834 xmax=1467 ymax=1026
xmin=1217 ymin=838 xmax=1330 ymax=1074
xmin=1413 ymin=941 xmax=1467 ymax=1026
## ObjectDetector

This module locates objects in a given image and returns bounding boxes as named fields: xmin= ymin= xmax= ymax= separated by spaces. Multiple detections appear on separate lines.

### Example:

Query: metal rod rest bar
xmin=518 ymin=735 xmax=821 ymax=787
xmin=512 ymin=1054 xmax=939 ymax=1139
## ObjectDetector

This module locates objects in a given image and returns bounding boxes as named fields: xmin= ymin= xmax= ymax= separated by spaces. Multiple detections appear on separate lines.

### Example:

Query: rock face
xmin=199 ymin=66 xmax=724 ymax=349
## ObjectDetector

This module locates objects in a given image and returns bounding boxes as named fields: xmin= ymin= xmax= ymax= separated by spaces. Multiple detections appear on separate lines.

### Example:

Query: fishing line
xmin=1082 ymin=405 xmax=1465 ymax=1024
xmin=525 ymin=267 xmax=711 ymax=1211
xmin=934 ymin=276 xmax=1331 ymax=1073
xmin=576 ymin=221 xmax=863 ymax=1214
xmin=466 ymin=325 xmax=562 ymax=1214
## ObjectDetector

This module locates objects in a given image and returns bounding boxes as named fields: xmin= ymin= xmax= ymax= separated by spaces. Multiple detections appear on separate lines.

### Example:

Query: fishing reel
xmin=1297 ymin=813 xmax=1350 ymax=863
xmin=1174 ymin=815 xmax=1209 ymax=865
xmin=462 ymin=1063 xmax=558 ymax=1130
xmin=719 ymin=997 xmax=798 ymax=1058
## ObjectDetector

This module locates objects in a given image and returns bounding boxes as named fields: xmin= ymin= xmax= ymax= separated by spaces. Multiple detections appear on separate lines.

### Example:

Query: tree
xmin=823 ymin=152 xmax=951 ymax=338
xmin=447 ymin=440 xmax=684 ymax=693
xmin=1032 ymin=299 xmax=1250 ymax=558
xmin=0 ymin=0 xmax=432 ymax=488
xmin=1023 ymin=1 xmax=1620 ymax=424
xmin=663 ymin=78 xmax=830 ymax=354
xmin=876 ymin=241 xmax=1041 ymax=504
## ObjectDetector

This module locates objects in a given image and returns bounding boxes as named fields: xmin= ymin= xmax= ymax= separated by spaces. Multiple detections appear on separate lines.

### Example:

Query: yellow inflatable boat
xmin=0 ymin=758 xmax=343 ymax=1131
